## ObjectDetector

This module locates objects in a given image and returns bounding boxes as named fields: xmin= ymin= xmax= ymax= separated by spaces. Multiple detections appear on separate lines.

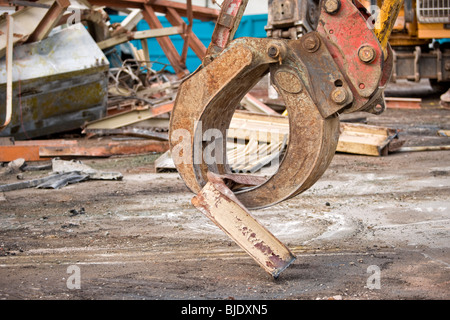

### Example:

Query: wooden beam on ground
xmin=231 ymin=111 xmax=404 ymax=156
xmin=229 ymin=111 xmax=288 ymax=143
xmin=337 ymin=123 xmax=404 ymax=156
xmin=40 ymin=141 xmax=170 ymax=157
xmin=13 ymin=140 xmax=78 ymax=146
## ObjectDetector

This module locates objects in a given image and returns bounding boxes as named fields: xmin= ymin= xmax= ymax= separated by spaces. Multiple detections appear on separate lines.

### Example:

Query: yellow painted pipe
xmin=373 ymin=0 xmax=405 ymax=58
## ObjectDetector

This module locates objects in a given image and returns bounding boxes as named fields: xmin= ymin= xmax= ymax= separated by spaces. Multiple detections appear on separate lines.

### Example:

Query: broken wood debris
xmin=155 ymin=108 xmax=406 ymax=174
xmin=0 ymin=0 xmax=69 ymax=58
xmin=337 ymin=122 xmax=405 ymax=157
xmin=84 ymin=103 xmax=174 ymax=130
xmin=97 ymin=26 xmax=183 ymax=50
xmin=83 ymin=127 xmax=169 ymax=141
xmin=229 ymin=111 xmax=405 ymax=158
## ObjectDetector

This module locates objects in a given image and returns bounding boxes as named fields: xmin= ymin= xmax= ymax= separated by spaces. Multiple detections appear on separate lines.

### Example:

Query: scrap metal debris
xmin=51 ymin=158 xmax=123 ymax=180
xmin=0 ymin=158 xmax=122 ymax=192
xmin=0 ymin=24 xmax=109 ymax=140
xmin=0 ymin=171 xmax=89 ymax=191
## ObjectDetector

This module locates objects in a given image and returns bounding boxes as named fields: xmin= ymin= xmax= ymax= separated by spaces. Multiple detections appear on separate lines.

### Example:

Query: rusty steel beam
xmin=165 ymin=7 xmax=207 ymax=59
xmin=83 ymin=0 xmax=218 ymax=76
xmin=142 ymin=4 xmax=189 ymax=79
xmin=180 ymin=0 xmax=193 ymax=64
xmin=86 ymin=0 xmax=219 ymax=21
xmin=0 ymin=146 xmax=45 ymax=162
xmin=192 ymin=172 xmax=296 ymax=279
xmin=39 ymin=141 xmax=169 ymax=158
xmin=25 ymin=0 xmax=71 ymax=44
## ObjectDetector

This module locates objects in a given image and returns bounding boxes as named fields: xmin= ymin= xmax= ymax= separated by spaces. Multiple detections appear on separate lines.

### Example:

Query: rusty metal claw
xmin=170 ymin=36 xmax=342 ymax=210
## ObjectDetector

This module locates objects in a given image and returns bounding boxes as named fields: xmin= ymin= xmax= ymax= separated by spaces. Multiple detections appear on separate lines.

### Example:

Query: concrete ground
xmin=0 ymin=81 xmax=449 ymax=300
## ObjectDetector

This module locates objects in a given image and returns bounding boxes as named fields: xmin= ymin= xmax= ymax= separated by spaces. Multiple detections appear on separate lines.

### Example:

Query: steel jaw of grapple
xmin=170 ymin=39 xmax=390 ymax=210
xmin=170 ymin=35 xmax=339 ymax=210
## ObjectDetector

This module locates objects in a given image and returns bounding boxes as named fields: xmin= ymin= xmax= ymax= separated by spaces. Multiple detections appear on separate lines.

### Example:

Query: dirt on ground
xmin=0 ymin=81 xmax=449 ymax=301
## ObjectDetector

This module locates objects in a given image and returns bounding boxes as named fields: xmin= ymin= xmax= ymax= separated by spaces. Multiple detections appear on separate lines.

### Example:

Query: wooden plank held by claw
xmin=191 ymin=172 xmax=296 ymax=279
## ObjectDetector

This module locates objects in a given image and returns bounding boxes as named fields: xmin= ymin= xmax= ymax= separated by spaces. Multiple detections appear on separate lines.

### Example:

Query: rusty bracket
xmin=203 ymin=0 xmax=249 ymax=65
xmin=192 ymin=172 xmax=296 ymax=279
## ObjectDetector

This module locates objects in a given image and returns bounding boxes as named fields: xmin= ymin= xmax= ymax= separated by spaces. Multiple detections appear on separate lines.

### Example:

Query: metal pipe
xmin=0 ymin=15 xmax=13 ymax=133
xmin=373 ymin=0 xmax=405 ymax=58
xmin=397 ymin=145 xmax=450 ymax=152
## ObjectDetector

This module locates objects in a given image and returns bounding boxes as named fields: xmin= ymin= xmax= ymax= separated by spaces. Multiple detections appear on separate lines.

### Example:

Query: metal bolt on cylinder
xmin=324 ymin=0 xmax=341 ymax=14
xmin=358 ymin=45 xmax=376 ymax=63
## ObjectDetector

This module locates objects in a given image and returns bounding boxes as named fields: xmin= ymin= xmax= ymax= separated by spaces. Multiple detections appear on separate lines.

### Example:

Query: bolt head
xmin=268 ymin=46 xmax=280 ymax=59
xmin=303 ymin=34 xmax=320 ymax=52
xmin=324 ymin=0 xmax=341 ymax=14
xmin=358 ymin=46 xmax=376 ymax=63
xmin=331 ymin=87 xmax=348 ymax=104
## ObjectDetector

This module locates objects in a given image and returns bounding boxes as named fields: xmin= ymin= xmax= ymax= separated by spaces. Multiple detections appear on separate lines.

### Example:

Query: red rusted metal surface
xmin=316 ymin=0 xmax=390 ymax=114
